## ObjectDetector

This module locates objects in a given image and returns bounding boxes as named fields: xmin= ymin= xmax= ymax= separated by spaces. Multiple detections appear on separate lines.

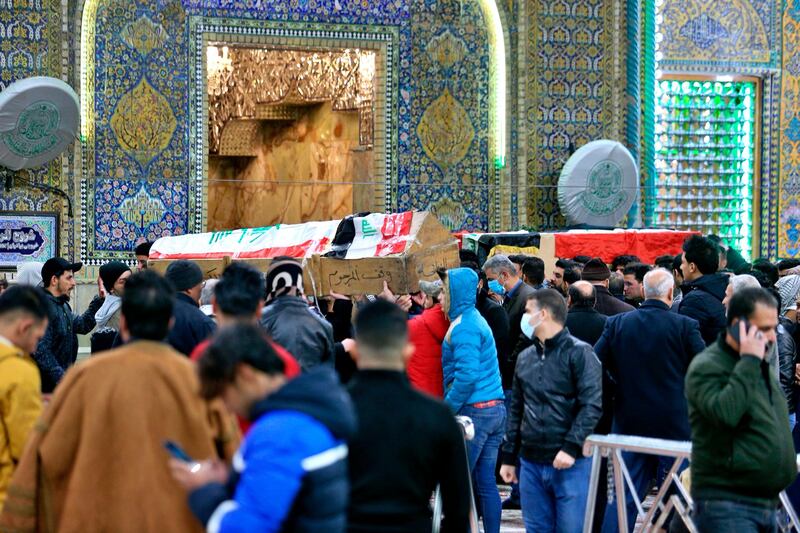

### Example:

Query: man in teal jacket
xmin=686 ymin=287 xmax=797 ymax=532
xmin=440 ymin=267 xmax=505 ymax=533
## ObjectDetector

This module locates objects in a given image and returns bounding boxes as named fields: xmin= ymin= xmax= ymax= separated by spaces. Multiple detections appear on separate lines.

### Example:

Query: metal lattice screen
xmin=652 ymin=79 xmax=757 ymax=259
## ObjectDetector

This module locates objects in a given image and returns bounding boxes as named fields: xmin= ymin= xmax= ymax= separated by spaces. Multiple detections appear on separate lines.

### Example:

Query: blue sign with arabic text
xmin=0 ymin=212 xmax=58 ymax=266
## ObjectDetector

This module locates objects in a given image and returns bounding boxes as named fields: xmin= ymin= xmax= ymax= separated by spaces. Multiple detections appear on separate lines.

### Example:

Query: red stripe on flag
xmin=151 ymin=238 xmax=327 ymax=260
xmin=376 ymin=212 xmax=413 ymax=256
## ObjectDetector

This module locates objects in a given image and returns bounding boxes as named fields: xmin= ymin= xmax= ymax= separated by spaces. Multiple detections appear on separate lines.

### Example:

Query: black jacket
xmin=261 ymin=297 xmax=335 ymax=371
xmin=34 ymin=292 xmax=104 ymax=392
xmin=678 ymin=273 xmax=728 ymax=346
xmin=325 ymin=299 xmax=357 ymax=383
xmin=167 ymin=293 xmax=216 ymax=356
xmin=477 ymin=290 xmax=511 ymax=386
xmin=593 ymin=285 xmax=635 ymax=317
xmin=347 ymin=370 xmax=471 ymax=533
xmin=502 ymin=281 xmax=537 ymax=389
xmin=565 ymin=306 xmax=607 ymax=346
xmin=502 ymin=328 xmax=602 ymax=463
xmin=777 ymin=318 xmax=797 ymax=413
xmin=594 ymin=300 xmax=706 ymax=440
xmin=189 ymin=367 xmax=356 ymax=533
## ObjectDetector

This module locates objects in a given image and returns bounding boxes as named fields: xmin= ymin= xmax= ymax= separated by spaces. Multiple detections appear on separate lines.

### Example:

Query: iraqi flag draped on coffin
xmin=149 ymin=211 xmax=459 ymax=295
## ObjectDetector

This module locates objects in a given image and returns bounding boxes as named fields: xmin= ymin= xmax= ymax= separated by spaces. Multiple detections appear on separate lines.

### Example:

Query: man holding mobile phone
xmin=686 ymin=287 xmax=796 ymax=532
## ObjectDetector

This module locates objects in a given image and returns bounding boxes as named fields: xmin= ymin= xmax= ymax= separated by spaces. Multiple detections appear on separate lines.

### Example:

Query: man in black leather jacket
xmin=499 ymin=289 xmax=602 ymax=533
xmin=260 ymin=257 xmax=335 ymax=371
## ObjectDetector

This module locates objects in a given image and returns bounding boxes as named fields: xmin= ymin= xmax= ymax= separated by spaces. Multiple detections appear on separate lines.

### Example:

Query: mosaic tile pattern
xmin=659 ymin=0 xmax=780 ymax=70
xmin=780 ymin=1 xmax=800 ymax=257
xmin=525 ymin=0 xmax=630 ymax=229
xmin=655 ymin=0 xmax=783 ymax=257
xmin=399 ymin=0 xmax=491 ymax=231
xmin=0 ymin=0 xmax=72 ymax=256
xmin=75 ymin=0 xmax=495 ymax=262
xmin=85 ymin=0 xmax=189 ymax=258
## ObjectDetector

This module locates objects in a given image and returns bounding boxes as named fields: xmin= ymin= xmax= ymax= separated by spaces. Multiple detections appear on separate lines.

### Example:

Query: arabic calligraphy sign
xmin=0 ymin=212 xmax=59 ymax=266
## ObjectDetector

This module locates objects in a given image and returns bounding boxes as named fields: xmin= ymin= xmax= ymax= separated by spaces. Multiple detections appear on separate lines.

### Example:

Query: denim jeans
xmin=601 ymin=452 xmax=687 ymax=533
xmin=519 ymin=456 xmax=592 ymax=533
xmin=693 ymin=499 xmax=778 ymax=533
xmin=460 ymin=403 xmax=506 ymax=533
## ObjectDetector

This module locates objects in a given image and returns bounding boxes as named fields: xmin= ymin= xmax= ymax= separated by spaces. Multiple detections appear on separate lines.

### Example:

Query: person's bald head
xmin=567 ymin=281 xmax=596 ymax=308
xmin=643 ymin=268 xmax=675 ymax=304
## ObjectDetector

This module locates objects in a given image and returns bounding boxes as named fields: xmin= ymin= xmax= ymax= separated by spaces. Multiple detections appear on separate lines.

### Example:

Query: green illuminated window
xmin=652 ymin=79 xmax=756 ymax=259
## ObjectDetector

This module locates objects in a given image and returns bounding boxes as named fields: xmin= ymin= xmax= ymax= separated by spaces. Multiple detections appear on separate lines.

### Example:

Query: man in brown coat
xmin=0 ymin=271 xmax=238 ymax=533
xmin=581 ymin=258 xmax=635 ymax=317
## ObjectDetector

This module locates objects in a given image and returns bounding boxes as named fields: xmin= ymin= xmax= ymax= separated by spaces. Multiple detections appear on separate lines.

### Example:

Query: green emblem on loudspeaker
xmin=3 ymin=101 xmax=61 ymax=158
xmin=580 ymin=160 xmax=626 ymax=216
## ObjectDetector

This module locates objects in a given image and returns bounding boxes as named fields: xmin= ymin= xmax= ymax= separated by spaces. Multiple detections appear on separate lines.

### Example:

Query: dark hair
xmin=0 ymin=285 xmax=49 ymax=321
xmin=564 ymin=266 xmax=582 ymax=284
xmin=749 ymin=269 xmax=772 ymax=289
xmin=354 ymin=299 xmax=408 ymax=354
xmin=460 ymin=260 xmax=480 ymax=273
xmin=623 ymin=263 xmax=653 ymax=283
xmin=682 ymin=235 xmax=719 ymax=275
xmin=0 ymin=279 xmax=8 ymax=290
xmin=134 ymin=241 xmax=153 ymax=257
xmin=655 ymin=255 xmax=675 ymax=270
xmin=612 ymin=255 xmax=641 ymax=271
xmin=528 ymin=289 xmax=568 ymax=325
xmin=555 ymin=258 xmax=573 ymax=270
xmin=672 ymin=253 xmax=683 ymax=273
xmin=751 ymin=259 xmax=779 ymax=287
xmin=768 ymin=287 xmax=782 ymax=312
xmin=568 ymin=283 xmax=595 ymax=307
xmin=572 ymin=255 xmax=592 ymax=265
xmin=121 ymin=271 xmax=174 ymax=340
xmin=508 ymin=254 xmax=529 ymax=267
xmin=522 ymin=257 xmax=546 ymax=286
xmin=459 ymin=249 xmax=479 ymax=266
xmin=726 ymin=287 xmax=778 ymax=326
xmin=777 ymin=259 xmax=800 ymax=271
xmin=215 ymin=263 xmax=265 ymax=318
xmin=198 ymin=324 xmax=285 ymax=399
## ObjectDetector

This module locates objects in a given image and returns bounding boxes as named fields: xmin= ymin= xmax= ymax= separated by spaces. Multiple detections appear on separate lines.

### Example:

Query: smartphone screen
xmin=164 ymin=440 xmax=194 ymax=463
xmin=728 ymin=319 xmax=751 ymax=344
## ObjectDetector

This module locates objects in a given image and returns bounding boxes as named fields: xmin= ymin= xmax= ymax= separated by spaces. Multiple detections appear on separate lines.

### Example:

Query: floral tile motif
xmin=79 ymin=0 xmax=495 ymax=263
xmin=526 ymin=0 xmax=623 ymax=229
xmin=94 ymin=179 xmax=188 ymax=250
xmin=0 ymin=0 xmax=75 ymax=257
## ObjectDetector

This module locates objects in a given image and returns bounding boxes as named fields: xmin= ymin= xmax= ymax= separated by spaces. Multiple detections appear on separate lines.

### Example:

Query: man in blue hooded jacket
xmin=440 ymin=267 xmax=505 ymax=533
xmin=170 ymin=323 xmax=356 ymax=532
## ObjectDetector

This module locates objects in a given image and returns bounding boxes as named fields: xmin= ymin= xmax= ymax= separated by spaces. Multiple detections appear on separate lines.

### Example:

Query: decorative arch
xmin=76 ymin=0 xmax=508 ymax=263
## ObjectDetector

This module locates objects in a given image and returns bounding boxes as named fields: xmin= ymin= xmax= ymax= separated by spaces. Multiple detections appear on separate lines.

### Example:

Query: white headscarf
xmin=776 ymin=274 xmax=800 ymax=317
xmin=16 ymin=262 xmax=44 ymax=287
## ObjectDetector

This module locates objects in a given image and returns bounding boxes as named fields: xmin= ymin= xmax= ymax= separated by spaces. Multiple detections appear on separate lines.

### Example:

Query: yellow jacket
xmin=0 ymin=341 xmax=42 ymax=512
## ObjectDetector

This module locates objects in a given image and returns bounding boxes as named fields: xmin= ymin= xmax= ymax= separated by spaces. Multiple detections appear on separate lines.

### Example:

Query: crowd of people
xmin=0 ymin=234 xmax=798 ymax=532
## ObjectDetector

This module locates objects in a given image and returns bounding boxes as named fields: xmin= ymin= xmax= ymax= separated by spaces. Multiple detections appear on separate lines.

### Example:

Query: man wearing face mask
xmin=482 ymin=255 xmax=536 ymax=393
xmin=499 ymin=289 xmax=602 ymax=533
xmin=483 ymin=255 xmax=537 ymax=511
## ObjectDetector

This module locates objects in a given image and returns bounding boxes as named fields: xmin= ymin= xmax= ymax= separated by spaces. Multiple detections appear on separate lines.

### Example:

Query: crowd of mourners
xmin=0 ymin=235 xmax=798 ymax=533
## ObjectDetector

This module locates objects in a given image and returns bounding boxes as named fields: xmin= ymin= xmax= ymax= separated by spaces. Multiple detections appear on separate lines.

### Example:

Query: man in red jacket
xmin=407 ymin=280 xmax=449 ymax=397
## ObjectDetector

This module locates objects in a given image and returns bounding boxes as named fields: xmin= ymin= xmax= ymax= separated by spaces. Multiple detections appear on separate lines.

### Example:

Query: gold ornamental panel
xmin=208 ymin=46 xmax=376 ymax=153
